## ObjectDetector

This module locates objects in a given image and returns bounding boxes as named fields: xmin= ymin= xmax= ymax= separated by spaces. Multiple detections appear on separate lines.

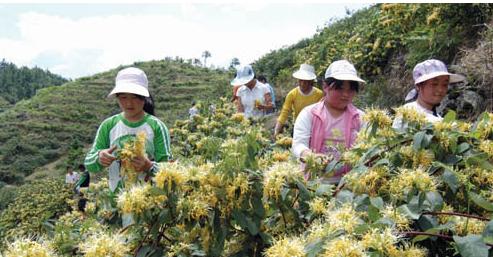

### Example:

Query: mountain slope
xmin=0 ymin=59 xmax=230 ymax=184
xmin=0 ymin=60 xmax=68 ymax=107
xmin=254 ymin=3 xmax=493 ymax=113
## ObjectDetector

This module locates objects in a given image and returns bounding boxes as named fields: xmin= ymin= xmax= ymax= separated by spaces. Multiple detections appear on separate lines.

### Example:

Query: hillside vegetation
xmin=255 ymin=3 xmax=493 ymax=115
xmin=0 ymin=59 xmax=230 ymax=184
xmin=0 ymin=60 xmax=67 ymax=109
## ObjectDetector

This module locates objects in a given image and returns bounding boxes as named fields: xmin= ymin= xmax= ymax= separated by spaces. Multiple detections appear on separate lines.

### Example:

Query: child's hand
xmin=131 ymin=156 xmax=153 ymax=172
xmin=98 ymin=145 xmax=117 ymax=167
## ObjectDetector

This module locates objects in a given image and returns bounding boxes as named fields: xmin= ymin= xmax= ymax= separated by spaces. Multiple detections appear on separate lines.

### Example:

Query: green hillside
xmin=255 ymin=3 xmax=493 ymax=114
xmin=0 ymin=59 xmax=230 ymax=184
xmin=0 ymin=60 xmax=68 ymax=108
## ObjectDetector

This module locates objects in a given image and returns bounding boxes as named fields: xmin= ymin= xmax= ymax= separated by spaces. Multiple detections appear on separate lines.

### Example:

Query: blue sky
xmin=0 ymin=3 xmax=370 ymax=79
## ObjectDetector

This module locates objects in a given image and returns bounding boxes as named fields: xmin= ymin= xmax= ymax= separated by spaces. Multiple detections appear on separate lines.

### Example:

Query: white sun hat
xmin=413 ymin=59 xmax=465 ymax=85
xmin=108 ymin=67 xmax=150 ymax=97
xmin=324 ymin=60 xmax=366 ymax=83
xmin=292 ymin=63 xmax=317 ymax=80
xmin=230 ymin=65 xmax=255 ymax=86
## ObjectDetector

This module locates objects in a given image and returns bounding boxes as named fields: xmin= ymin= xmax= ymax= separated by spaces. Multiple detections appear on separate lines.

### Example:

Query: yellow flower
xmin=119 ymin=131 xmax=147 ymax=185
xmin=275 ymin=136 xmax=293 ymax=148
xmin=479 ymin=140 xmax=493 ymax=159
xmin=264 ymin=236 xmax=305 ymax=257
xmin=453 ymin=216 xmax=487 ymax=236
xmin=362 ymin=108 xmax=392 ymax=128
xmin=394 ymin=106 xmax=427 ymax=127
xmin=361 ymin=228 xmax=399 ymax=255
xmin=116 ymin=184 xmax=153 ymax=214
xmin=381 ymin=205 xmax=410 ymax=230
xmin=345 ymin=166 xmax=388 ymax=196
xmin=309 ymin=197 xmax=328 ymax=215
xmin=324 ymin=203 xmax=362 ymax=234
xmin=154 ymin=162 xmax=187 ymax=192
xmin=79 ymin=232 xmax=130 ymax=257
xmin=388 ymin=168 xmax=437 ymax=201
xmin=3 ymin=237 xmax=57 ymax=257
xmin=263 ymin=162 xmax=303 ymax=200
xmin=231 ymin=113 xmax=246 ymax=122
xmin=272 ymin=151 xmax=290 ymax=162
xmin=321 ymin=236 xmax=365 ymax=257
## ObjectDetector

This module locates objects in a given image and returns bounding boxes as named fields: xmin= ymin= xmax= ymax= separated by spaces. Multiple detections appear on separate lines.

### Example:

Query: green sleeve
xmin=277 ymin=90 xmax=295 ymax=125
xmin=84 ymin=121 xmax=111 ymax=172
xmin=152 ymin=119 xmax=173 ymax=162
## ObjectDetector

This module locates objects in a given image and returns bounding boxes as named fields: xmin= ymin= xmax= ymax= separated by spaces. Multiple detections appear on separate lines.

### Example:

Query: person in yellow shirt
xmin=274 ymin=64 xmax=323 ymax=137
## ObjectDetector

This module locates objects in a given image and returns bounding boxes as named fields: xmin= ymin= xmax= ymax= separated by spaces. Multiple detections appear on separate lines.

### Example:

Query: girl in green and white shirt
xmin=84 ymin=67 xmax=172 ymax=192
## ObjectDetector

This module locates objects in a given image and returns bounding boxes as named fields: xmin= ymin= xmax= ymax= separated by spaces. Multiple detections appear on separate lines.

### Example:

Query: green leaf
xmin=425 ymin=191 xmax=444 ymax=211
xmin=398 ymin=204 xmax=420 ymax=220
xmin=441 ymin=170 xmax=459 ymax=194
xmin=315 ymin=184 xmax=334 ymax=197
xmin=482 ymin=220 xmax=493 ymax=245
xmin=468 ymin=191 xmax=493 ymax=211
xmin=413 ymin=131 xmax=425 ymax=151
xmin=453 ymin=235 xmax=489 ymax=257
xmin=368 ymin=205 xmax=381 ymax=222
xmin=443 ymin=110 xmax=456 ymax=123
xmin=336 ymin=190 xmax=354 ymax=204
xmin=465 ymin=154 xmax=493 ymax=170
xmin=245 ymin=216 xmax=259 ymax=235
xmin=456 ymin=142 xmax=470 ymax=154
xmin=122 ymin=213 xmax=134 ymax=228
xmin=370 ymin=197 xmax=384 ymax=210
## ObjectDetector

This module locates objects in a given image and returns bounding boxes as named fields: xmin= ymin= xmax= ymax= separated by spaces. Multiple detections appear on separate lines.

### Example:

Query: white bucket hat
xmin=230 ymin=65 xmax=255 ymax=86
xmin=324 ymin=60 xmax=365 ymax=83
xmin=413 ymin=59 xmax=465 ymax=85
xmin=108 ymin=67 xmax=149 ymax=97
xmin=292 ymin=63 xmax=317 ymax=80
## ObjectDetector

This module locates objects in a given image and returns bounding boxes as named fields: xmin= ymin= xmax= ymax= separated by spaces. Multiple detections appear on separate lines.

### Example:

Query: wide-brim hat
xmin=230 ymin=65 xmax=255 ymax=86
xmin=293 ymin=63 xmax=317 ymax=80
xmin=108 ymin=67 xmax=150 ymax=97
xmin=324 ymin=60 xmax=366 ymax=83
xmin=413 ymin=59 xmax=465 ymax=85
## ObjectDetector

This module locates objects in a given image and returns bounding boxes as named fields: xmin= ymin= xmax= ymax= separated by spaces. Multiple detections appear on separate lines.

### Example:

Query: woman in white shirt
xmin=393 ymin=59 xmax=465 ymax=128
xmin=231 ymin=65 xmax=273 ymax=118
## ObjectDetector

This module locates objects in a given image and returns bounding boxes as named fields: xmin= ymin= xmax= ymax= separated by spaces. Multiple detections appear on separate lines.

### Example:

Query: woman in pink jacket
xmin=292 ymin=60 xmax=365 ymax=183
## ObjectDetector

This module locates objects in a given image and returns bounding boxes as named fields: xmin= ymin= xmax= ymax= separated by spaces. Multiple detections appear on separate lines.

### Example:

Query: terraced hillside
xmin=0 ymin=59 xmax=230 ymax=184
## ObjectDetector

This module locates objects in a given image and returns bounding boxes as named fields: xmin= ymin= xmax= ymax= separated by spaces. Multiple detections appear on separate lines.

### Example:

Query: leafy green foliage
xmin=0 ymin=59 xmax=231 ymax=185
xmin=0 ymin=59 xmax=67 ymax=105
xmin=0 ymin=178 xmax=72 ymax=243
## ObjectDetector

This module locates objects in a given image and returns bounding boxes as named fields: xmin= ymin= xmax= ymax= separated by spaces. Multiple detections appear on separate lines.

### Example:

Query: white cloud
xmin=0 ymin=3 xmax=366 ymax=78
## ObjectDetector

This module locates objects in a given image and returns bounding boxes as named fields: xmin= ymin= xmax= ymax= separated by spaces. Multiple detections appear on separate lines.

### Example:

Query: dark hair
xmin=257 ymin=75 xmax=267 ymax=83
xmin=324 ymin=77 xmax=359 ymax=92
xmin=116 ymin=93 xmax=155 ymax=115
xmin=78 ymin=164 xmax=85 ymax=171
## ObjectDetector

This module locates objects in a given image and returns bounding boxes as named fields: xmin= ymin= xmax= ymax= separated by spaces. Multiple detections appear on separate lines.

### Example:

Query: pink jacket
xmin=306 ymin=99 xmax=362 ymax=180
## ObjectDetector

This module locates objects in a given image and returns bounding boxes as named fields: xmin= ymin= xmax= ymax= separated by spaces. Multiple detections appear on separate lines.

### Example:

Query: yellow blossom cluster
xmin=177 ymin=192 xmax=211 ymax=221
xmin=322 ymin=236 xmax=366 ymax=257
xmin=380 ymin=205 xmax=411 ymax=230
xmin=394 ymin=106 xmax=427 ymax=127
xmin=3 ymin=237 xmax=57 ymax=257
xmin=264 ymin=236 xmax=305 ymax=257
xmin=309 ymin=197 xmax=328 ymax=215
xmin=399 ymin=146 xmax=434 ymax=168
xmin=475 ymin=113 xmax=493 ymax=139
xmin=361 ymin=228 xmax=399 ymax=255
xmin=324 ymin=203 xmax=362 ymax=234
xmin=119 ymin=131 xmax=147 ymax=186
xmin=453 ymin=216 xmax=487 ymax=236
xmin=345 ymin=166 xmax=388 ymax=196
xmin=154 ymin=162 xmax=187 ymax=192
xmin=479 ymin=140 xmax=493 ymax=159
xmin=272 ymin=150 xmax=290 ymax=162
xmin=79 ymin=232 xmax=130 ymax=257
xmin=388 ymin=168 xmax=437 ymax=200
xmin=116 ymin=184 xmax=154 ymax=214
xmin=275 ymin=136 xmax=293 ymax=148
xmin=362 ymin=108 xmax=392 ymax=128
xmin=263 ymin=162 xmax=303 ymax=200
xmin=231 ymin=113 xmax=246 ymax=122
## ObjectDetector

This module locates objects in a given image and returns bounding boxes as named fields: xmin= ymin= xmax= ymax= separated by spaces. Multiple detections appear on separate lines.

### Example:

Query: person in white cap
xmin=84 ymin=67 xmax=172 ymax=192
xmin=292 ymin=60 xmax=365 ymax=183
xmin=392 ymin=59 xmax=466 ymax=128
xmin=231 ymin=65 xmax=273 ymax=118
xmin=274 ymin=64 xmax=324 ymax=137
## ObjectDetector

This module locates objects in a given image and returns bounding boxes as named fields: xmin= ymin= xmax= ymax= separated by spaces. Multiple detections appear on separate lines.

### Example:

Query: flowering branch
xmin=400 ymin=231 xmax=493 ymax=247
xmin=422 ymin=211 xmax=491 ymax=221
